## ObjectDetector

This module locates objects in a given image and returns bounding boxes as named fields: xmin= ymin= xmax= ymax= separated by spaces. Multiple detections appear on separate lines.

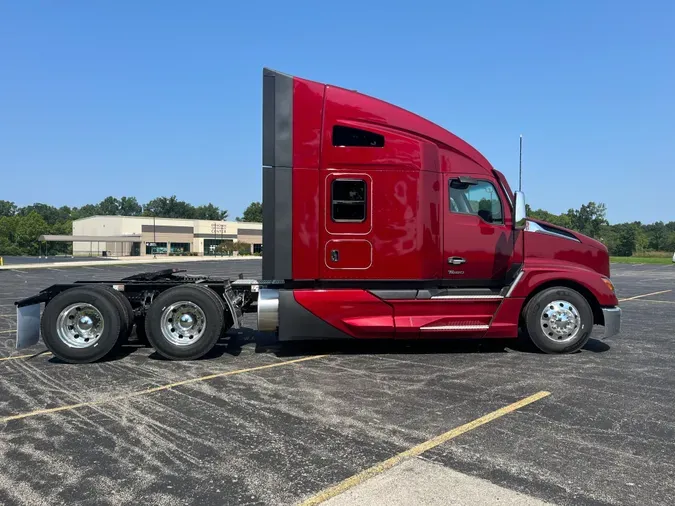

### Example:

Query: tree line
xmin=527 ymin=202 xmax=675 ymax=257
xmin=0 ymin=196 xmax=671 ymax=257
xmin=0 ymin=197 xmax=263 ymax=256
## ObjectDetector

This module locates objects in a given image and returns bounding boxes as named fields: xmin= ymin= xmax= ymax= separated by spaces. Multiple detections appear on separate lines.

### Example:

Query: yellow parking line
xmin=0 ymin=329 xmax=16 ymax=334
xmin=619 ymin=289 xmax=672 ymax=302
xmin=1 ymin=354 xmax=328 ymax=423
xmin=0 ymin=352 xmax=52 ymax=362
xmin=631 ymin=299 xmax=675 ymax=304
xmin=299 ymin=390 xmax=551 ymax=506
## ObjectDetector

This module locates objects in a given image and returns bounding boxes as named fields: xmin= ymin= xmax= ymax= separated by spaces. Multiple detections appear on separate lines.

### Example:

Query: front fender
xmin=510 ymin=262 xmax=618 ymax=307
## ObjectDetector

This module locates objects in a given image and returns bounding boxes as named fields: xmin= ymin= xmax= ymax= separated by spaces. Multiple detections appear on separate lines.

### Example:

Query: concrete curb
xmin=0 ymin=256 xmax=261 ymax=271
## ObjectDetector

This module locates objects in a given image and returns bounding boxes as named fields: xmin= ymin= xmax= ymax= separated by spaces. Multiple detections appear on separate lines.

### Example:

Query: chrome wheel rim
xmin=56 ymin=303 xmax=105 ymax=348
xmin=160 ymin=301 xmax=207 ymax=346
xmin=540 ymin=300 xmax=581 ymax=343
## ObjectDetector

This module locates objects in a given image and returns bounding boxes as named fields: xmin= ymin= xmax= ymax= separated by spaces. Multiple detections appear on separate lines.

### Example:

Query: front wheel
xmin=523 ymin=287 xmax=594 ymax=354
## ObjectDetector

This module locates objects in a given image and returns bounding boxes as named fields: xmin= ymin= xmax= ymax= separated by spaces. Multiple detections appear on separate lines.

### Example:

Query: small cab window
xmin=332 ymin=179 xmax=367 ymax=222
xmin=333 ymin=125 xmax=384 ymax=147
xmin=449 ymin=179 xmax=503 ymax=224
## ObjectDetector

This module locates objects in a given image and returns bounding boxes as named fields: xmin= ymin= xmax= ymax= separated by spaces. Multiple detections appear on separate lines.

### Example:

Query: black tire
xmin=524 ymin=287 xmax=593 ymax=354
xmin=144 ymin=285 xmax=224 ymax=360
xmin=193 ymin=284 xmax=232 ymax=339
xmin=40 ymin=286 xmax=124 ymax=363
xmin=88 ymin=285 xmax=134 ymax=342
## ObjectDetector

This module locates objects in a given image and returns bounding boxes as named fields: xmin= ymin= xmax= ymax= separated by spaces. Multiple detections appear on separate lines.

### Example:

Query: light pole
xmin=153 ymin=215 xmax=157 ymax=259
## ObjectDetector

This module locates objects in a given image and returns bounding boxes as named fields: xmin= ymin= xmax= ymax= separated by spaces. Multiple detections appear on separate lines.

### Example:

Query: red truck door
xmin=443 ymin=174 xmax=514 ymax=286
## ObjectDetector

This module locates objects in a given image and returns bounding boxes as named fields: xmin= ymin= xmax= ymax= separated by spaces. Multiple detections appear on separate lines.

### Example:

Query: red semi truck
xmin=14 ymin=68 xmax=621 ymax=363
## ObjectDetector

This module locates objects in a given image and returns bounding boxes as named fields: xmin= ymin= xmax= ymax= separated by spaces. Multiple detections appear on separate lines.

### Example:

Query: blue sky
xmin=1 ymin=1 xmax=673 ymax=224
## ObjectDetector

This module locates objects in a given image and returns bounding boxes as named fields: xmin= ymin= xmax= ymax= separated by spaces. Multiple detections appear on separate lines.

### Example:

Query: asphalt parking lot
xmin=1 ymin=260 xmax=674 ymax=506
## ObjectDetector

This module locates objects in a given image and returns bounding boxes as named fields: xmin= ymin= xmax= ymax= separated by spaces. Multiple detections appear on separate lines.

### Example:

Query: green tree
xmin=97 ymin=196 xmax=121 ymax=215
xmin=0 ymin=200 xmax=17 ymax=217
xmin=72 ymin=204 xmax=99 ymax=220
xmin=527 ymin=207 xmax=573 ymax=229
xmin=18 ymin=203 xmax=61 ymax=225
xmin=195 ymin=203 xmax=228 ymax=220
xmin=646 ymin=221 xmax=667 ymax=251
xmin=566 ymin=202 xmax=607 ymax=239
xmin=143 ymin=196 xmax=196 ymax=219
xmin=56 ymin=206 xmax=73 ymax=222
xmin=663 ymin=231 xmax=675 ymax=252
xmin=237 ymin=201 xmax=263 ymax=222
xmin=0 ymin=216 xmax=18 ymax=243
xmin=236 ymin=241 xmax=252 ymax=255
xmin=613 ymin=224 xmax=642 ymax=257
xmin=14 ymin=212 xmax=49 ymax=255
xmin=119 ymin=196 xmax=142 ymax=216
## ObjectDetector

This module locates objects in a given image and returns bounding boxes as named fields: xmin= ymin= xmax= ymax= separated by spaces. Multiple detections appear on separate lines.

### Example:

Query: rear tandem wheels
xmin=14 ymin=269 xmax=258 ymax=364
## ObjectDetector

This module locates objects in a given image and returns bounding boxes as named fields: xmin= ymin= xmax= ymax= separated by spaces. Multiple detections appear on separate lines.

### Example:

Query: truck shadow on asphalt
xmin=47 ymin=327 xmax=608 ymax=363
xmin=155 ymin=327 xmax=610 ymax=361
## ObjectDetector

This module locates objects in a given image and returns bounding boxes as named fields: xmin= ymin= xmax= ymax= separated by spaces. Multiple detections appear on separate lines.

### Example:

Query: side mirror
xmin=514 ymin=191 xmax=527 ymax=229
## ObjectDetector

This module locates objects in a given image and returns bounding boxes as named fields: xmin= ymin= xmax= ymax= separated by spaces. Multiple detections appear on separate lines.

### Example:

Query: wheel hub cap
xmin=56 ymin=303 xmax=105 ymax=348
xmin=540 ymin=300 xmax=581 ymax=343
xmin=160 ymin=301 xmax=207 ymax=346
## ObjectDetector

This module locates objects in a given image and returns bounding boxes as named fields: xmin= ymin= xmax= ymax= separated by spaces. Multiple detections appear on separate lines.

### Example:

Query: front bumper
xmin=601 ymin=306 xmax=621 ymax=339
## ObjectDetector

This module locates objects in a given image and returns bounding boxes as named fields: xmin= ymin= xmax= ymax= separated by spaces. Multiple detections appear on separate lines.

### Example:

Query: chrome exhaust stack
xmin=257 ymin=288 xmax=280 ymax=332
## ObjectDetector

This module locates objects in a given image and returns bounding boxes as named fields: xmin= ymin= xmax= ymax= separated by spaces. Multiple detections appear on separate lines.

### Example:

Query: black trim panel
xmin=278 ymin=290 xmax=352 ymax=341
xmin=262 ymin=68 xmax=293 ymax=281
xmin=369 ymin=290 xmax=418 ymax=300
xmin=371 ymin=287 xmax=505 ymax=301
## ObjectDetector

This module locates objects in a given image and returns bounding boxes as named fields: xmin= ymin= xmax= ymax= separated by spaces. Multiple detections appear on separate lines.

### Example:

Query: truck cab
xmin=259 ymin=68 xmax=621 ymax=353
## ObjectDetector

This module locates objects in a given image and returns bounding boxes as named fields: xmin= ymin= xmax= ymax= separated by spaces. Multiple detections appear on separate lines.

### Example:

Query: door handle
xmin=448 ymin=257 xmax=466 ymax=265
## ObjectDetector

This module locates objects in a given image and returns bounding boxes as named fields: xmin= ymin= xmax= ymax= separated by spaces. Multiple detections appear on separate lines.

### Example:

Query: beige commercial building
xmin=70 ymin=216 xmax=262 ymax=257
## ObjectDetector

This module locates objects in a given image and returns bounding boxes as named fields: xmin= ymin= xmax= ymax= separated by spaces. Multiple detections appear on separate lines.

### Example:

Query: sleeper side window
xmin=449 ymin=179 xmax=503 ymax=224
xmin=332 ymin=125 xmax=384 ymax=147
xmin=332 ymin=179 xmax=367 ymax=222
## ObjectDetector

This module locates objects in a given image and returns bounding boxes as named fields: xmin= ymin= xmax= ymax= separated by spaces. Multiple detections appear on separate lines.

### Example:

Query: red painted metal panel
xmin=389 ymin=300 xmax=500 ymax=338
xmin=442 ymin=170 xmax=515 ymax=282
xmin=511 ymin=261 xmax=619 ymax=307
xmin=292 ymin=78 xmax=324 ymax=170
xmin=293 ymin=289 xmax=395 ymax=338
xmin=525 ymin=228 xmax=611 ymax=278
xmin=484 ymin=298 xmax=525 ymax=338
xmin=324 ymin=240 xmax=372 ymax=270
xmin=291 ymin=78 xmax=325 ymax=280
xmin=292 ymin=168 xmax=320 ymax=279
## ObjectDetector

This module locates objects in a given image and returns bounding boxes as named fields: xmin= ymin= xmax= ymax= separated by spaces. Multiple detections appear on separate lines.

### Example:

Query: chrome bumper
xmin=602 ymin=306 xmax=622 ymax=339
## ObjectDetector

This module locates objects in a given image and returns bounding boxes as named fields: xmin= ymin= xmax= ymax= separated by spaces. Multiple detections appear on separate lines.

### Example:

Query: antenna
xmin=518 ymin=134 xmax=523 ymax=191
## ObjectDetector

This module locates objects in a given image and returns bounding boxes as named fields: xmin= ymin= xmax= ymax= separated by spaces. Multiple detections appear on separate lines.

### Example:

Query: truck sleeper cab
xmin=13 ymin=68 xmax=621 ymax=364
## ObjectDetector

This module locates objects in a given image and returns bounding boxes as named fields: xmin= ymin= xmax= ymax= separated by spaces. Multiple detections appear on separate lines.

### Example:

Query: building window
xmin=205 ymin=239 xmax=233 ymax=256
xmin=253 ymin=243 xmax=262 ymax=254
xmin=333 ymin=125 xmax=384 ymax=147
xmin=331 ymin=179 xmax=367 ymax=222
xmin=170 ymin=242 xmax=191 ymax=254
xmin=449 ymin=179 xmax=503 ymax=224
xmin=145 ymin=242 xmax=167 ymax=255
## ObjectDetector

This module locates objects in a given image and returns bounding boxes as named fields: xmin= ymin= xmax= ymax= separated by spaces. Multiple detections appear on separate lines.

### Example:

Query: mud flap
xmin=16 ymin=303 xmax=41 ymax=349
